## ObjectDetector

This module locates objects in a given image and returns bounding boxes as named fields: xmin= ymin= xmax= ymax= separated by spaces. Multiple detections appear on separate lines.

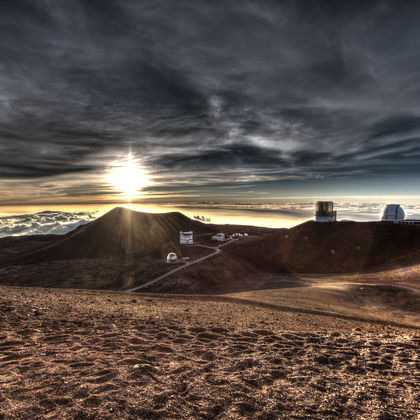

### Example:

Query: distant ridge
xmin=17 ymin=207 xmax=214 ymax=262
xmin=227 ymin=221 xmax=420 ymax=273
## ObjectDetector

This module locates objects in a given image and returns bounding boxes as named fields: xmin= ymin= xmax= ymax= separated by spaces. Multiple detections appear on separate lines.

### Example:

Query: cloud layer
xmin=1 ymin=1 xmax=420 ymax=201
xmin=2 ymin=200 xmax=420 ymax=235
xmin=0 ymin=211 xmax=96 ymax=237
xmin=179 ymin=200 xmax=420 ymax=221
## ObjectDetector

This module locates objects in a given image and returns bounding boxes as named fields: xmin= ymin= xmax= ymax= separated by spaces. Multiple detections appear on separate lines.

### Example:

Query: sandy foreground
xmin=0 ymin=286 xmax=419 ymax=419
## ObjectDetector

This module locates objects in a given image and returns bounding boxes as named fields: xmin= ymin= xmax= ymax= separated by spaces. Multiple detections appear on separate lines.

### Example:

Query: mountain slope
xmin=226 ymin=221 xmax=420 ymax=273
xmin=150 ymin=221 xmax=420 ymax=293
xmin=17 ymin=207 xmax=213 ymax=262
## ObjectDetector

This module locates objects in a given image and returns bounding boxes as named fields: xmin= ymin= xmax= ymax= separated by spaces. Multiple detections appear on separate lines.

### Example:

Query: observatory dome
xmin=166 ymin=252 xmax=178 ymax=263
xmin=381 ymin=204 xmax=405 ymax=222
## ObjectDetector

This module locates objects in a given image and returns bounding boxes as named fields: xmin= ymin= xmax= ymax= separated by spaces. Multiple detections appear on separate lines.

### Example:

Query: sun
xmin=108 ymin=154 xmax=148 ymax=198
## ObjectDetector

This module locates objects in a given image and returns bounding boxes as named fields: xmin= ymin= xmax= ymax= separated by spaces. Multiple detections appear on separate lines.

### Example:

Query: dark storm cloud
xmin=1 ymin=0 xmax=420 ymax=197
xmin=152 ymin=144 xmax=287 ymax=170
xmin=369 ymin=115 xmax=420 ymax=139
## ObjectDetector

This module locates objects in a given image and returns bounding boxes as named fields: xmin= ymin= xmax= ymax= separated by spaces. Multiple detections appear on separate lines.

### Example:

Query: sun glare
xmin=108 ymin=155 xmax=148 ymax=198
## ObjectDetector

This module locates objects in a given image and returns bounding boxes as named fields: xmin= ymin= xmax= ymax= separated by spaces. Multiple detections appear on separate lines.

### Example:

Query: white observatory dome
xmin=381 ymin=204 xmax=405 ymax=222
xmin=166 ymin=252 xmax=178 ymax=263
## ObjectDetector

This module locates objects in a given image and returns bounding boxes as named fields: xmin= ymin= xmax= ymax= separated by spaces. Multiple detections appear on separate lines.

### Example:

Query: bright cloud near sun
xmin=107 ymin=154 xmax=149 ymax=199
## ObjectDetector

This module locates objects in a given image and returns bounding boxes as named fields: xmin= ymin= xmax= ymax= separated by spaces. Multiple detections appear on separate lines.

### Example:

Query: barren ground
xmin=0 ymin=245 xmax=212 ymax=290
xmin=0 ymin=286 xmax=419 ymax=419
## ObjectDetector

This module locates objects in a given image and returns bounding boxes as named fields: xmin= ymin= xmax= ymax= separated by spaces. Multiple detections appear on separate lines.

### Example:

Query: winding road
xmin=126 ymin=239 xmax=236 ymax=292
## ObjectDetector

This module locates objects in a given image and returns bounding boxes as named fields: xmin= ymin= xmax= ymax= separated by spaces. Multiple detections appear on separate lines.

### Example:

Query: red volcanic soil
xmin=14 ymin=207 xmax=214 ymax=263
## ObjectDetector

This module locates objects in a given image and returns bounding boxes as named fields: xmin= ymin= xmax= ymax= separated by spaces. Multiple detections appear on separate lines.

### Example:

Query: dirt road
xmin=126 ymin=239 xmax=236 ymax=292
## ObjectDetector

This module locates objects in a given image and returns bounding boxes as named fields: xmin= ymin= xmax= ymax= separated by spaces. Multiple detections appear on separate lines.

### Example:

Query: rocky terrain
xmin=0 ymin=287 xmax=419 ymax=419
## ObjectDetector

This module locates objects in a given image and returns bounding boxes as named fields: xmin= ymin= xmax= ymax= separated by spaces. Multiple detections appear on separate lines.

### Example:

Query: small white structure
xmin=232 ymin=232 xmax=248 ymax=239
xmin=315 ymin=201 xmax=337 ymax=222
xmin=166 ymin=252 xmax=178 ymax=263
xmin=381 ymin=204 xmax=405 ymax=223
xmin=212 ymin=233 xmax=225 ymax=242
xmin=180 ymin=231 xmax=193 ymax=244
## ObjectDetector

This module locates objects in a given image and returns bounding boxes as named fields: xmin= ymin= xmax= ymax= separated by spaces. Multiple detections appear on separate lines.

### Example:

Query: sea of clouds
xmin=1 ymin=200 xmax=420 ymax=238
xmin=0 ymin=211 xmax=97 ymax=238
xmin=180 ymin=200 xmax=420 ymax=224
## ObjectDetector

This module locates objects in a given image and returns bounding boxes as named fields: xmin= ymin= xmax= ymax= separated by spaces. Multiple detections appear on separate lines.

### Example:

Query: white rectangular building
xmin=180 ymin=231 xmax=193 ymax=244
xmin=212 ymin=233 xmax=225 ymax=242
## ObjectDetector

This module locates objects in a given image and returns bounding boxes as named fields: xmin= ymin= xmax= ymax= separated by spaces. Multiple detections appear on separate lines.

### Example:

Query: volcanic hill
xmin=16 ymin=207 xmax=214 ymax=263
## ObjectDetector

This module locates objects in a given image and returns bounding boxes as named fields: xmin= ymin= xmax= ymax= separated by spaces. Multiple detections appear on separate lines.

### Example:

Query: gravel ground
xmin=0 ymin=287 xmax=419 ymax=419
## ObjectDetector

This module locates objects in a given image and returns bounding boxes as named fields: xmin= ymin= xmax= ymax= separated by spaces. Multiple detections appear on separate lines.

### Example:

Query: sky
xmin=1 ymin=0 xmax=420 ymax=207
